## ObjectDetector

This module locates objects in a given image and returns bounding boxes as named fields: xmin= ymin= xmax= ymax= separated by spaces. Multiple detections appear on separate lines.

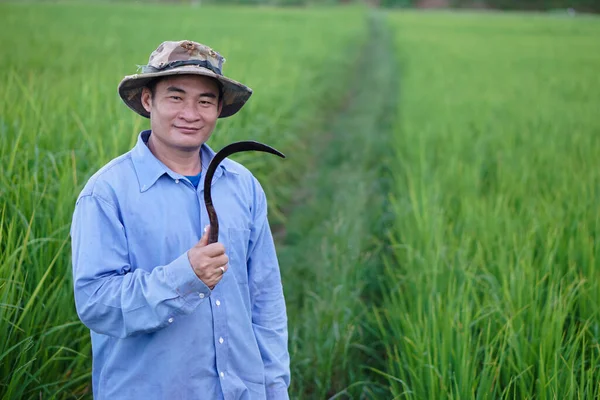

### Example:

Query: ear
xmin=141 ymin=87 xmax=152 ymax=114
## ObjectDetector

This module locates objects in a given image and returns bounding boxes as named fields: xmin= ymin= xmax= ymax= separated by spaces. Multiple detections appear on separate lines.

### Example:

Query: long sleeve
xmin=247 ymin=185 xmax=290 ymax=399
xmin=71 ymin=194 xmax=211 ymax=339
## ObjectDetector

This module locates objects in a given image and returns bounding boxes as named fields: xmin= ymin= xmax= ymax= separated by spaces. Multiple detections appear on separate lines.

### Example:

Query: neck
xmin=147 ymin=134 xmax=202 ymax=176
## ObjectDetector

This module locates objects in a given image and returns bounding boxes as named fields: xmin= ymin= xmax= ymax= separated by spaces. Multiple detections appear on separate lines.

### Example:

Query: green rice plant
xmin=375 ymin=10 xmax=600 ymax=399
xmin=277 ymin=12 xmax=398 ymax=398
xmin=0 ymin=3 xmax=367 ymax=398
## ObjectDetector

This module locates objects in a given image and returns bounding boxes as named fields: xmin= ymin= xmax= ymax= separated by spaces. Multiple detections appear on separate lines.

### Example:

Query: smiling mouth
xmin=175 ymin=126 xmax=200 ymax=134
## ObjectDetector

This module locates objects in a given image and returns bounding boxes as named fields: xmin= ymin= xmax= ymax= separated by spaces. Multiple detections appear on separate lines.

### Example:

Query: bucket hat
xmin=118 ymin=40 xmax=252 ymax=118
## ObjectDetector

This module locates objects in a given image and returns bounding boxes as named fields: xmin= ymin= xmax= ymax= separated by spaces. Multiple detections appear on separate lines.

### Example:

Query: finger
xmin=202 ymin=243 xmax=226 ymax=258
xmin=218 ymin=254 xmax=229 ymax=267
xmin=213 ymin=265 xmax=228 ymax=279
xmin=208 ymin=255 xmax=229 ymax=271
xmin=198 ymin=225 xmax=210 ymax=247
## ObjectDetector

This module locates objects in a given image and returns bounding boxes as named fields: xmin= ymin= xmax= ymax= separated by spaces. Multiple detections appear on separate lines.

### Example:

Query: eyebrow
xmin=166 ymin=86 xmax=217 ymax=98
xmin=166 ymin=86 xmax=186 ymax=94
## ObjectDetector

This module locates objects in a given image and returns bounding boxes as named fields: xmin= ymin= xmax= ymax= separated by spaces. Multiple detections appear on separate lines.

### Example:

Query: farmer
xmin=70 ymin=40 xmax=290 ymax=399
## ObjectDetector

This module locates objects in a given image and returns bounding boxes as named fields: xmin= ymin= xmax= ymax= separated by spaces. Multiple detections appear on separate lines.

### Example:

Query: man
xmin=71 ymin=40 xmax=290 ymax=400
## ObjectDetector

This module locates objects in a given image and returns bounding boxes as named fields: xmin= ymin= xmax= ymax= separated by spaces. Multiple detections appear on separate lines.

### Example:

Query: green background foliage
xmin=378 ymin=11 xmax=600 ymax=398
xmin=1 ymin=1 xmax=600 ymax=399
xmin=381 ymin=0 xmax=600 ymax=12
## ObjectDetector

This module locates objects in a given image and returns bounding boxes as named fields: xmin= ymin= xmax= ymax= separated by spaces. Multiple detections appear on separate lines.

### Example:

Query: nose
xmin=179 ymin=100 xmax=201 ymax=122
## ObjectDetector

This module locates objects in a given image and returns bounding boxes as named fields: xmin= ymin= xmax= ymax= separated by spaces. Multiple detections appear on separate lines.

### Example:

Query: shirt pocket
xmin=227 ymin=227 xmax=251 ymax=286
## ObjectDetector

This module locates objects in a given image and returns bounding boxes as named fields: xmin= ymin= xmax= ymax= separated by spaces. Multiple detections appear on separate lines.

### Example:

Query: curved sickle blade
xmin=204 ymin=141 xmax=285 ymax=244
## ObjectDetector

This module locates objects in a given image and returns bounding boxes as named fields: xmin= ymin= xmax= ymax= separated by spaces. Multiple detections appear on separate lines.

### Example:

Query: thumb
xmin=198 ymin=225 xmax=210 ymax=247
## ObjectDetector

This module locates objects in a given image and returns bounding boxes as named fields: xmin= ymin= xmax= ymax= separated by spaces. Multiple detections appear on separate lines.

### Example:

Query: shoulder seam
xmin=81 ymin=153 xmax=134 ymax=196
xmin=93 ymin=153 xmax=133 ymax=178
xmin=77 ymin=193 xmax=119 ymax=216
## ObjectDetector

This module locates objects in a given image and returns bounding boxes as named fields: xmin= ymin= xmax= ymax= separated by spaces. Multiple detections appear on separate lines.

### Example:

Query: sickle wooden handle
xmin=203 ymin=141 xmax=285 ymax=244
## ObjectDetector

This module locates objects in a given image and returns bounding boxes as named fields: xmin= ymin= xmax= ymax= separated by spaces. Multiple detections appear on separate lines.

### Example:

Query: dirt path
xmin=277 ymin=10 xmax=399 ymax=398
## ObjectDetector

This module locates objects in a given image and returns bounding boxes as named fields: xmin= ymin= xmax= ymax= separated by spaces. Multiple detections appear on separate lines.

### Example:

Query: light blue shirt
xmin=71 ymin=130 xmax=290 ymax=400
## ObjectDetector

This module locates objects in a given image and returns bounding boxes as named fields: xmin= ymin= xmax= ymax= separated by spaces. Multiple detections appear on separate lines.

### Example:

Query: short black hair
xmin=146 ymin=77 xmax=160 ymax=99
xmin=145 ymin=76 xmax=224 ymax=103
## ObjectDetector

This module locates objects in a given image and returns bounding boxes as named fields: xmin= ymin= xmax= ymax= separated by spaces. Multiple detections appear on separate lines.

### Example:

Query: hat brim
xmin=117 ymin=65 xmax=252 ymax=118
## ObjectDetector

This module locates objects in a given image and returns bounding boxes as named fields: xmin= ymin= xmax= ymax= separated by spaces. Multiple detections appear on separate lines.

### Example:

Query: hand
xmin=187 ymin=226 xmax=229 ymax=290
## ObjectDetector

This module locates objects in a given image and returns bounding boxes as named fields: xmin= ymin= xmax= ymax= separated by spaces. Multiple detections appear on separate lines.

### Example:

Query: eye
xmin=170 ymin=96 xmax=182 ymax=101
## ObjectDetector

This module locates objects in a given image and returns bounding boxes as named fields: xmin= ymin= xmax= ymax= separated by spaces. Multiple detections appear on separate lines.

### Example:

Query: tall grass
xmin=376 ymin=11 xmax=600 ymax=399
xmin=276 ymin=11 xmax=397 ymax=398
xmin=5 ymin=3 xmax=598 ymax=399
xmin=0 ymin=3 xmax=366 ymax=398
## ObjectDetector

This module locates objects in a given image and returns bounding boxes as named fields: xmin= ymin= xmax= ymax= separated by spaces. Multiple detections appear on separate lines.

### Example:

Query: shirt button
xmin=199 ymin=293 xmax=205 ymax=299
xmin=175 ymin=179 xmax=180 ymax=184
xmin=219 ymin=337 xmax=224 ymax=344
xmin=220 ymin=372 xmax=225 ymax=378
xmin=168 ymin=317 xmax=174 ymax=323
xmin=215 ymin=300 xmax=221 ymax=306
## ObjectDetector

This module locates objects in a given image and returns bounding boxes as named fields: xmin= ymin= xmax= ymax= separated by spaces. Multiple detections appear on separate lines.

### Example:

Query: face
xmin=141 ymin=74 xmax=222 ymax=153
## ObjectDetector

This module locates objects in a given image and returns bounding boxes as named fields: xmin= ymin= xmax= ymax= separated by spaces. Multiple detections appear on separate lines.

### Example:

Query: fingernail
xmin=204 ymin=225 xmax=209 ymax=233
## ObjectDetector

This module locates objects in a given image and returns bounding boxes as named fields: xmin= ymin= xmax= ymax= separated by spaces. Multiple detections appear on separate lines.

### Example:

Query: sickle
xmin=204 ymin=141 xmax=285 ymax=244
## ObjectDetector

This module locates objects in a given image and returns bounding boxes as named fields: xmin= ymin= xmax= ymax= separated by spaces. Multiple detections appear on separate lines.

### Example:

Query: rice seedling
xmin=376 ymin=10 xmax=600 ymax=399
xmin=0 ymin=3 xmax=367 ymax=398
xmin=277 ymin=11 xmax=397 ymax=398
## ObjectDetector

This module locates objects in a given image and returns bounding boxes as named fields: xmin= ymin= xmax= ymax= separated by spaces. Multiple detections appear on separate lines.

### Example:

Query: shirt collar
xmin=131 ymin=130 xmax=237 ymax=193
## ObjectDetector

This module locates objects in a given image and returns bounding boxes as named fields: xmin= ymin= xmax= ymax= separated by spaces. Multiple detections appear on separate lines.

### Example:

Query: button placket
xmin=211 ymin=286 xmax=228 ymax=388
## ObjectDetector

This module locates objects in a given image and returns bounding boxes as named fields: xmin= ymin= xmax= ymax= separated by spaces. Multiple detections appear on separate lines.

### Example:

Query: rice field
xmin=378 ymin=11 xmax=600 ymax=399
xmin=1 ymin=2 xmax=600 ymax=399
xmin=0 ymin=3 xmax=367 ymax=398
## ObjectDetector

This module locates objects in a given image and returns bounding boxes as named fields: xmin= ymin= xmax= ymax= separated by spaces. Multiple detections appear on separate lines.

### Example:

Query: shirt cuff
xmin=266 ymin=386 xmax=289 ymax=400
xmin=164 ymin=252 xmax=211 ymax=313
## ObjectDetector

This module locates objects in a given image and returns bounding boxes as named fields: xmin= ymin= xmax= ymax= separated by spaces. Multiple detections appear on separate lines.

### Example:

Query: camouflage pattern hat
xmin=118 ymin=40 xmax=252 ymax=118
